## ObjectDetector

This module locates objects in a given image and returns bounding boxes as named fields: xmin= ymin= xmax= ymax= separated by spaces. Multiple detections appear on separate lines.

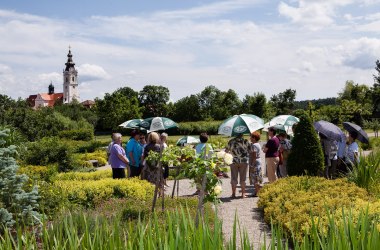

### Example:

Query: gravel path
xmin=164 ymin=174 xmax=270 ymax=249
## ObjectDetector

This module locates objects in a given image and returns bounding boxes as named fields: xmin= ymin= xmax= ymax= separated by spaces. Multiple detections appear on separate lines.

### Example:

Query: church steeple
xmin=65 ymin=46 xmax=76 ymax=71
xmin=48 ymin=81 xmax=54 ymax=95
xmin=63 ymin=46 xmax=79 ymax=103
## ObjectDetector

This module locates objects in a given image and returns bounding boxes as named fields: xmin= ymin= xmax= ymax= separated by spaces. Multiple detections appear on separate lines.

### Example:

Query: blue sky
xmin=0 ymin=0 xmax=380 ymax=102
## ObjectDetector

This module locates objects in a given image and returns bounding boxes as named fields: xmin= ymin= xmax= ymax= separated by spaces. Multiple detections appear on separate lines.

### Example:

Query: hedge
xmin=58 ymin=129 xmax=94 ymax=141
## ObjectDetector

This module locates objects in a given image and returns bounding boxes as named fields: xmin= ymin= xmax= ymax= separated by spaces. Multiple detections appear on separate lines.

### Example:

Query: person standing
xmin=345 ymin=131 xmax=360 ymax=170
xmin=126 ymin=130 xmax=143 ymax=178
xmin=263 ymin=127 xmax=280 ymax=183
xmin=109 ymin=133 xmax=129 ymax=179
xmin=160 ymin=133 xmax=170 ymax=187
xmin=277 ymin=132 xmax=292 ymax=178
xmin=249 ymin=132 xmax=263 ymax=196
xmin=226 ymin=133 xmax=251 ymax=198
xmin=141 ymin=132 xmax=162 ymax=187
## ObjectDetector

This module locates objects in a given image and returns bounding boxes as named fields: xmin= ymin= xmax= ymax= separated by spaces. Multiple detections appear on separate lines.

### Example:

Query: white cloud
xmin=77 ymin=64 xmax=110 ymax=82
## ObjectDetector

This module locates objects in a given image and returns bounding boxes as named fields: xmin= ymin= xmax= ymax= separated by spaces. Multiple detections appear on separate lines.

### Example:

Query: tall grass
xmin=264 ymin=208 xmax=380 ymax=250
xmin=0 ymin=207 xmax=253 ymax=249
xmin=348 ymin=150 xmax=380 ymax=194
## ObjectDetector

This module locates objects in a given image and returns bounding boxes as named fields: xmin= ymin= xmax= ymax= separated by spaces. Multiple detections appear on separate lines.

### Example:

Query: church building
xmin=28 ymin=48 xmax=80 ymax=108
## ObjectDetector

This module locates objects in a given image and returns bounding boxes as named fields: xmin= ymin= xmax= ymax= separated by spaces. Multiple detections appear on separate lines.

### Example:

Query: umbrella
xmin=314 ymin=120 xmax=345 ymax=142
xmin=263 ymin=115 xmax=299 ymax=135
xmin=139 ymin=117 xmax=178 ymax=132
xmin=218 ymin=114 xmax=264 ymax=136
xmin=343 ymin=122 xmax=369 ymax=144
xmin=119 ymin=119 xmax=143 ymax=128
xmin=176 ymin=136 xmax=200 ymax=146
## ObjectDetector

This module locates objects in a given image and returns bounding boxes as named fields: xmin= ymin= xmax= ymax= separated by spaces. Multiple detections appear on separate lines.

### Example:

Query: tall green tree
xmin=138 ymin=85 xmax=170 ymax=117
xmin=172 ymin=95 xmax=202 ymax=122
xmin=338 ymin=80 xmax=372 ymax=125
xmin=213 ymin=89 xmax=242 ymax=120
xmin=287 ymin=114 xmax=324 ymax=176
xmin=95 ymin=92 xmax=141 ymax=130
xmin=372 ymin=60 xmax=380 ymax=117
xmin=270 ymin=89 xmax=296 ymax=115
xmin=197 ymin=85 xmax=222 ymax=120
xmin=241 ymin=93 xmax=268 ymax=118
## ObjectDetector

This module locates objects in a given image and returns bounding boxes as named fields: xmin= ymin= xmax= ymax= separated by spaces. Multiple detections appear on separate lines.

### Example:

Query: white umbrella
xmin=263 ymin=115 xmax=299 ymax=135
xmin=218 ymin=114 xmax=264 ymax=136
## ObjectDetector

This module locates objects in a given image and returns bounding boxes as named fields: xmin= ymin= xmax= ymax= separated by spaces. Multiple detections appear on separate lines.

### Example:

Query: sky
xmin=0 ymin=0 xmax=380 ymax=102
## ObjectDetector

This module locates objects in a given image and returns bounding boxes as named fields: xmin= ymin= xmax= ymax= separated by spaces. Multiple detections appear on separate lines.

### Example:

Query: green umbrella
xmin=218 ymin=114 xmax=264 ymax=136
xmin=139 ymin=117 xmax=178 ymax=132
xmin=119 ymin=119 xmax=143 ymax=128
xmin=176 ymin=136 xmax=200 ymax=146
xmin=263 ymin=115 xmax=299 ymax=135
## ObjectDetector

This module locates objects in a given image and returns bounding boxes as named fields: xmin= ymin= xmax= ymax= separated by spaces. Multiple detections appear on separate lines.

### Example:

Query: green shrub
xmin=23 ymin=137 xmax=77 ymax=172
xmin=58 ymin=129 xmax=94 ymax=141
xmin=177 ymin=121 xmax=222 ymax=135
xmin=54 ymin=177 xmax=154 ymax=207
xmin=37 ymin=181 xmax=66 ymax=218
xmin=75 ymin=140 xmax=104 ymax=153
xmin=77 ymin=150 xmax=107 ymax=166
xmin=287 ymin=114 xmax=324 ymax=176
xmin=18 ymin=165 xmax=58 ymax=182
xmin=258 ymin=176 xmax=380 ymax=241
xmin=55 ymin=170 xmax=112 ymax=181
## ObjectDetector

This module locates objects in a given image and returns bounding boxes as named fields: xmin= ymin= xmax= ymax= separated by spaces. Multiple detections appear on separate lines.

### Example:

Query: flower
xmin=224 ymin=153 xmax=233 ymax=165
xmin=216 ymin=151 xmax=226 ymax=159
xmin=213 ymin=185 xmax=222 ymax=196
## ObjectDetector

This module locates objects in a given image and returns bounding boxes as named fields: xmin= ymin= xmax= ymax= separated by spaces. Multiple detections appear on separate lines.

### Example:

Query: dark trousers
xmin=112 ymin=168 xmax=126 ymax=179
xmin=163 ymin=165 xmax=169 ymax=179
xmin=130 ymin=166 xmax=142 ymax=178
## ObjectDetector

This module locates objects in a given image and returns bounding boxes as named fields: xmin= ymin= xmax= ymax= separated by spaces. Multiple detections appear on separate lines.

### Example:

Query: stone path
xmin=165 ymin=176 xmax=270 ymax=249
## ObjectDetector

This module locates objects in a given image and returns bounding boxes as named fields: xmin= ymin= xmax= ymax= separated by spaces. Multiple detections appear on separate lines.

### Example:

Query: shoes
xmin=192 ymin=190 xmax=200 ymax=196
xmin=223 ymin=173 xmax=229 ymax=178
xmin=164 ymin=184 xmax=170 ymax=187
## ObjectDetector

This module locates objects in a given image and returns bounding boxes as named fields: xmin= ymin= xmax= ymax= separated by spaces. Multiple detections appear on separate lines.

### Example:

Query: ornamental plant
xmin=0 ymin=129 xmax=41 ymax=228
xmin=287 ymin=114 xmax=324 ymax=176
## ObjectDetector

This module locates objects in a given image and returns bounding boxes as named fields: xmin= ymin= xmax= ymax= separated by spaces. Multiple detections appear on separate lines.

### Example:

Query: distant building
xmin=81 ymin=100 xmax=95 ymax=108
xmin=27 ymin=48 xmax=85 ymax=108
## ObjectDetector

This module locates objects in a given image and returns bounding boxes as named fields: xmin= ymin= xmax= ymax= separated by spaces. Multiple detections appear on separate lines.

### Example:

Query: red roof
xmin=39 ymin=93 xmax=63 ymax=101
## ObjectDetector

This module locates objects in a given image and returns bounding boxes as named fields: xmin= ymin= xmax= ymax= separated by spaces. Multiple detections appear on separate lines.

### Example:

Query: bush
xmin=258 ymin=176 xmax=380 ymax=240
xmin=18 ymin=165 xmax=58 ymax=182
xmin=75 ymin=140 xmax=104 ymax=153
xmin=37 ymin=181 xmax=66 ymax=218
xmin=58 ymin=129 xmax=94 ymax=141
xmin=77 ymin=150 xmax=107 ymax=166
xmin=55 ymin=170 xmax=112 ymax=181
xmin=54 ymin=177 xmax=154 ymax=207
xmin=177 ymin=121 xmax=221 ymax=135
xmin=287 ymin=114 xmax=324 ymax=176
xmin=23 ymin=137 xmax=77 ymax=172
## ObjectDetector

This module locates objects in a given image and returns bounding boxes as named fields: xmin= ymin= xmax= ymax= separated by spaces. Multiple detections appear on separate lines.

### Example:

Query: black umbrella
xmin=314 ymin=120 xmax=345 ymax=142
xmin=343 ymin=122 xmax=369 ymax=144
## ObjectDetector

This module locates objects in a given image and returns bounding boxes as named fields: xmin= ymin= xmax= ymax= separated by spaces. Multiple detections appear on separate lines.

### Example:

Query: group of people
xmin=107 ymin=130 xmax=170 ymax=188
xmin=225 ymin=127 xmax=292 ymax=198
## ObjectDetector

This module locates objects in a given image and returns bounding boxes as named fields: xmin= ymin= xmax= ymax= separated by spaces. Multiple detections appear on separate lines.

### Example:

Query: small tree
xmin=287 ymin=114 xmax=324 ymax=176
xmin=0 ymin=129 xmax=40 ymax=228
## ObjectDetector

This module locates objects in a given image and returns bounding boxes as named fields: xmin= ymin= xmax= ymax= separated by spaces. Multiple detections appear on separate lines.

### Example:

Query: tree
xmin=0 ymin=129 xmax=40 ymax=228
xmin=241 ymin=93 xmax=268 ymax=118
xmin=287 ymin=114 xmax=324 ymax=176
xmin=338 ymin=81 xmax=372 ymax=125
xmin=372 ymin=60 xmax=380 ymax=117
xmin=138 ymin=85 xmax=170 ymax=117
xmin=270 ymin=89 xmax=296 ymax=115
xmin=213 ymin=89 xmax=241 ymax=120
xmin=95 ymin=92 xmax=141 ymax=130
xmin=172 ymin=95 xmax=202 ymax=122
xmin=197 ymin=85 xmax=222 ymax=120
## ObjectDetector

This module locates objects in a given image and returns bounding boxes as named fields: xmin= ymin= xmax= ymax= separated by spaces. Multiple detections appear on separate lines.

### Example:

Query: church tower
xmin=63 ymin=47 xmax=79 ymax=103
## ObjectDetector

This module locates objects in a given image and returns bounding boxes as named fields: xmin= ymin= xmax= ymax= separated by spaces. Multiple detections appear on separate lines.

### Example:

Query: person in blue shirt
xmin=126 ymin=129 xmax=143 ymax=177
xmin=195 ymin=132 xmax=214 ymax=158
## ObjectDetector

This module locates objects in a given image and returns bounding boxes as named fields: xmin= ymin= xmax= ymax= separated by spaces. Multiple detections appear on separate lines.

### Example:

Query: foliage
xmin=172 ymin=95 xmax=203 ymax=122
xmin=75 ymin=140 xmax=104 ymax=153
xmin=36 ymin=181 xmax=66 ymax=218
xmin=257 ymin=176 xmax=380 ymax=241
xmin=76 ymin=150 xmax=107 ymax=166
xmin=95 ymin=91 xmax=141 ymax=130
xmin=23 ymin=137 xmax=77 ymax=172
xmin=177 ymin=120 xmax=221 ymax=135
xmin=347 ymin=150 xmax=380 ymax=196
xmin=266 ymin=208 xmax=380 ymax=250
xmin=54 ymin=100 xmax=98 ymax=127
xmin=270 ymin=88 xmax=296 ymax=115
xmin=314 ymin=105 xmax=342 ymax=124
xmin=58 ymin=128 xmax=94 ymax=141
xmin=294 ymin=97 xmax=337 ymax=110
xmin=0 ymin=205 xmax=254 ymax=250
xmin=18 ymin=165 xmax=58 ymax=182
xmin=287 ymin=114 xmax=324 ymax=176
xmin=0 ymin=129 xmax=40 ymax=228
xmin=139 ymin=85 xmax=170 ymax=117
xmin=54 ymin=177 xmax=154 ymax=207
xmin=55 ymin=169 xmax=112 ymax=181
xmin=364 ymin=118 xmax=380 ymax=137
xmin=241 ymin=93 xmax=268 ymax=119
